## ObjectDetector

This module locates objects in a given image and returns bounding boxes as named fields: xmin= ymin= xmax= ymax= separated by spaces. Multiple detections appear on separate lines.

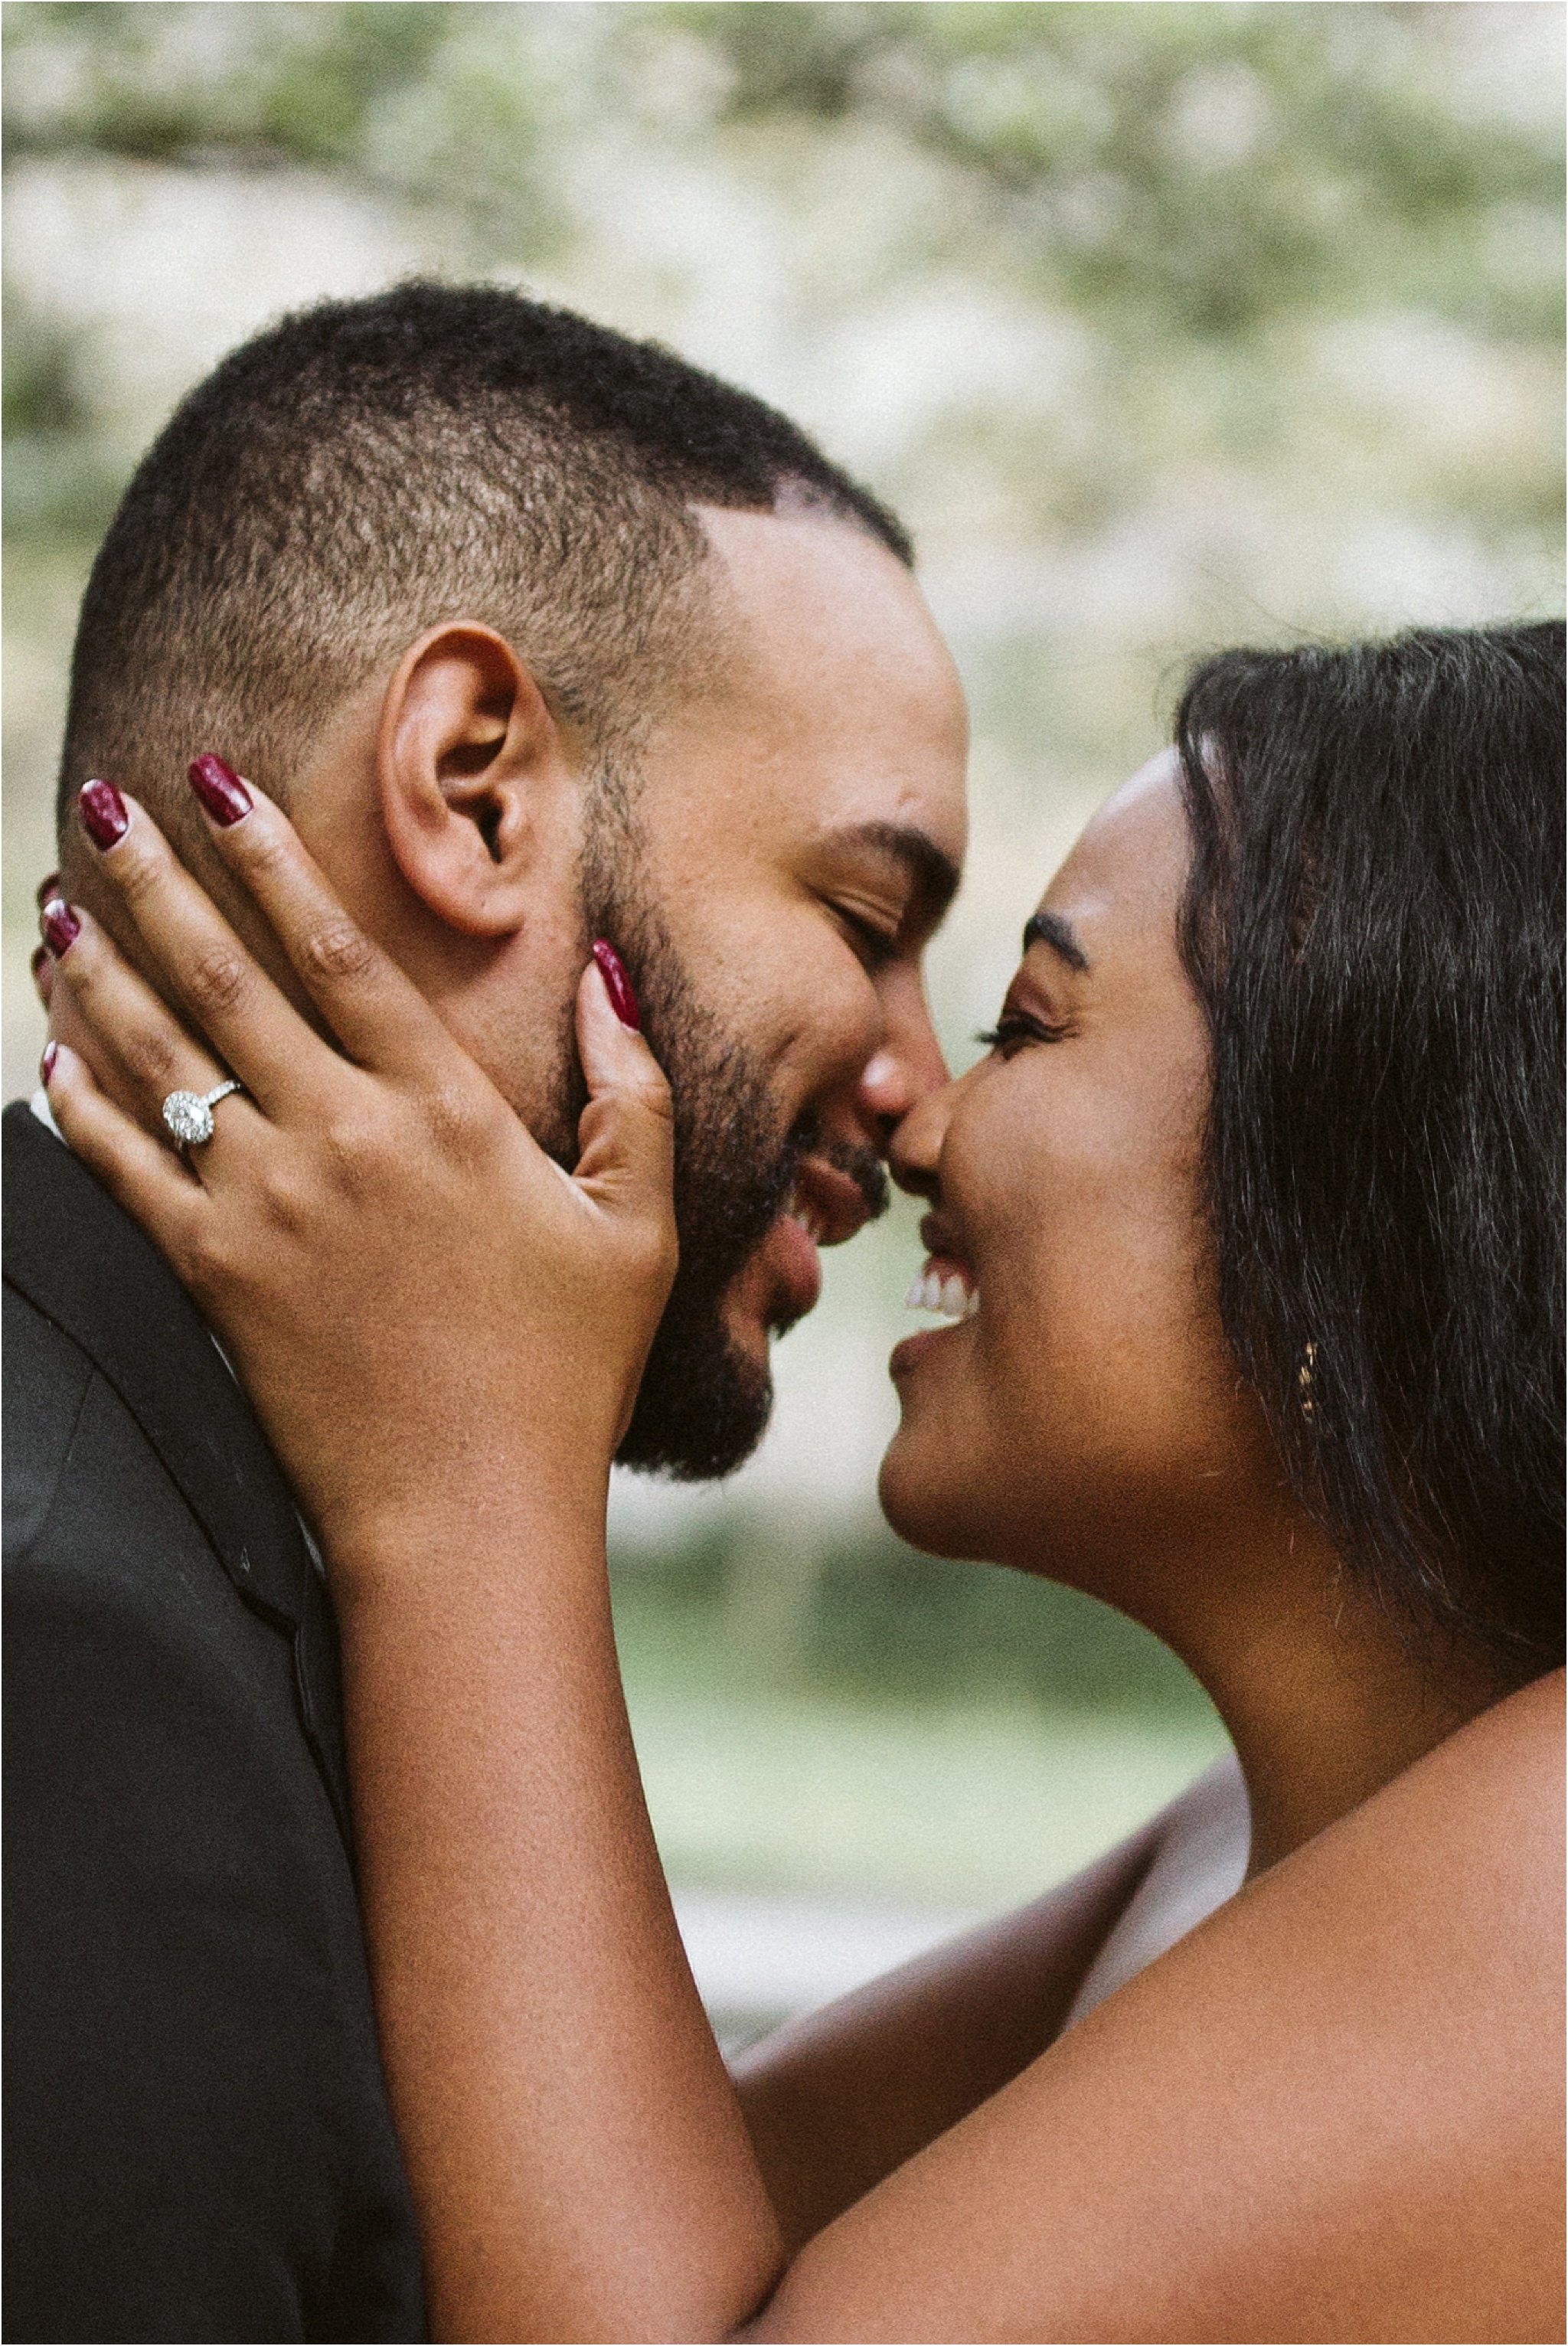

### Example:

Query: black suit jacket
xmin=3 ymin=1102 xmax=425 ymax=2343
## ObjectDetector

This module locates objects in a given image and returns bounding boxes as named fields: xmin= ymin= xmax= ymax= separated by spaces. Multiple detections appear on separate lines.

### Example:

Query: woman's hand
xmin=40 ymin=769 xmax=677 ymax=1577
xmin=38 ymin=773 xmax=774 ymax=2344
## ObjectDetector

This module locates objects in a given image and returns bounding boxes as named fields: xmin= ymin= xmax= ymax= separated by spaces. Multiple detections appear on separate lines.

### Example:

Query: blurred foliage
xmin=5 ymin=2 xmax=1560 ymax=586
xmin=5 ymin=3 xmax=461 ymax=176
xmin=611 ymin=1524 xmax=1215 ymax=1716
xmin=673 ymin=0 xmax=1563 ymax=339
xmin=2 ymin=289 xmax=128 ymax=537
xmin=5 ymin=1 xmax=1561 ymax=341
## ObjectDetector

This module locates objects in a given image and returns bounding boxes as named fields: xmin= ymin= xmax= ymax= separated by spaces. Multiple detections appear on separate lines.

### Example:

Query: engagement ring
xmin=162 ymin=1080 xmax=245 ymax=1148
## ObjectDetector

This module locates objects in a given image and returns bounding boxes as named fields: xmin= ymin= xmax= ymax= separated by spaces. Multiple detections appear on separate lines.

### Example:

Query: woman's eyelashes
xmin=975 ymin=1008 xmax=1070 ymax=1056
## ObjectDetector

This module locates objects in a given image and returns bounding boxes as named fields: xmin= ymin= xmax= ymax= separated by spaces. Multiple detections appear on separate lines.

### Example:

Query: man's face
xmin=581 ymin=509 xmax=969 ymax=1479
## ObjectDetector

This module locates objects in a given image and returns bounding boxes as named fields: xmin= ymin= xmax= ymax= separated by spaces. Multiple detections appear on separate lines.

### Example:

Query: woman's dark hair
xmin=1175 ymin=622 xmax=1564 ymax=1675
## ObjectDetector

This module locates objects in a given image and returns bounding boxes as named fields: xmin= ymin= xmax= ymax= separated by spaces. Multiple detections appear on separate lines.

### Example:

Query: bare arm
xmin=335 ymin=1531 xmax=782 ymax=2343
xmin=330 ymin=1542 xmax=1566 ymax=2345
xmin=732 ymin=1825 xmax=1160 ymax=2255
xmin=746 ymin=1668 xmax=1564 ymax=2344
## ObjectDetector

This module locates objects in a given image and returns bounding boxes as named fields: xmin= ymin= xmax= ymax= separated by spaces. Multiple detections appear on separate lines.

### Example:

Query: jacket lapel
xmin=3 ymin=1103 xmax=354 ymax=1847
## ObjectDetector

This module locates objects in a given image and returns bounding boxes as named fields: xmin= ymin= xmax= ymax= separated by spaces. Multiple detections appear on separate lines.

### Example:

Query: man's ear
xmin=376 ymin=623 xmax=570 ymax=938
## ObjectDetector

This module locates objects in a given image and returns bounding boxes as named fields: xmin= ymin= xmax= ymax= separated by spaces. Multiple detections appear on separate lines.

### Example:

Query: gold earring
xmin=1298 ymin=1340 xmax=1317 ymax=1421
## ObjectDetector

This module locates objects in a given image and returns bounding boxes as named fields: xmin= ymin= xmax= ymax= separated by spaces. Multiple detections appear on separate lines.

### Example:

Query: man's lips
xmin=729 ymin=1156 xmax=878 ymax=1339
xmin=789 ymin=1157 xmax=877 ymax=1250
xmin=765 ymin=1206 xmax=823 ymax=1324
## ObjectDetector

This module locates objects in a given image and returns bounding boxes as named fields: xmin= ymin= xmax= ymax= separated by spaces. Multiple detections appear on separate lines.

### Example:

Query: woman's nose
xmin=886 ymin=1073 xmax=960 ymax=1201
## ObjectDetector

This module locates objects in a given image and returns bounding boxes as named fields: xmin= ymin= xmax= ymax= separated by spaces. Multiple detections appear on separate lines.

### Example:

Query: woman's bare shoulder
xmin=750 ymin=1677 xmax=1565 ymax=2344
xmin=1304 ymin=1666 xmax=1563 ymax=1906
xmin=1392 ymin=1663 xmax=1561 ymax=1782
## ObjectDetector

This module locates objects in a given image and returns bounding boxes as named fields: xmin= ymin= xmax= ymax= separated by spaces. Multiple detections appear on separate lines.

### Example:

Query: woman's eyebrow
xmin=1023 ymin=907 xmax=1090 ymax=971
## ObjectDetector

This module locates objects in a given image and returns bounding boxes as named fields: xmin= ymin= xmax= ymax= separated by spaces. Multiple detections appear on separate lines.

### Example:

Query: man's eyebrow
xmin=831 ymin=821 xmax=962 ymax=930
xmin=1023 ymin=908 xmax=1089 ymax=972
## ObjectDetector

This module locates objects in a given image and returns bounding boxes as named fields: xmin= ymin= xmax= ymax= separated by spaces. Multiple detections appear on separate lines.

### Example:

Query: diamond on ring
xmin=162 ymin=1079 xmax=243 ymax=1148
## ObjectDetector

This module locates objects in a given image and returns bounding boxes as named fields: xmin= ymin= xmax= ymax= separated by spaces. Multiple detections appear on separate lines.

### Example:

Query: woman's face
xmin=880 ymin=750 xmax=1276 ymax=1599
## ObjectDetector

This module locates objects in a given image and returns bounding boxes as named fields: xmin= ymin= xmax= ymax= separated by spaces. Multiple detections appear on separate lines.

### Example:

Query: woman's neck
xmin=1062 ymin=1505 xmax=1511 ymax=1877
xmin=1176 ymin=1552 xmax=1509 ymax=1876
xmin=1217 ymin=1622 xmax=1504 ymax=1877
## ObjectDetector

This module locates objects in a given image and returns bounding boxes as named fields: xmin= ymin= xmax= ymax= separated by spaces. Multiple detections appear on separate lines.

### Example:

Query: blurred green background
xmin=5 ymin=1 xmax=1562 ymax=2027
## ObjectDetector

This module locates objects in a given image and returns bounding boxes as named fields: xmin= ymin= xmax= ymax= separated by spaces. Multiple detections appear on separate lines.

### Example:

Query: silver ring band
xmin=162 ymin=1078 xmax=245 ymax=1148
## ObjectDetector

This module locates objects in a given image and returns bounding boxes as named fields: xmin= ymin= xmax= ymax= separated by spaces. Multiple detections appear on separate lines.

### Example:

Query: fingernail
xmin=188 ymin=752 xmax=252 ymax=827
xmin=35 ymin=871 xmax=61 ymax=908
xmin=40 ymin=1041 xmax=58 ymax=1085
xmin=591 ymin=939 xmax=640 ymax=1031
xmin=41 ymin=899 xmax=80 ymax=958
xmin=79 ymin=777 xmax=129 ymax=851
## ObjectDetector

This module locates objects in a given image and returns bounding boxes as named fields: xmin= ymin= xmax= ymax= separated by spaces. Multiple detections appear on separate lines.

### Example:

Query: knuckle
xmin=54 ymin=933 xmax=119 ymax=1020
xmin=629 ymin=1216 xmax=678 ymax=1286
xmin=302 ymin=920 xmax=377 ymax=986
xmin=636 ymin=1070 xmax=675 ymax=1125
xmin=177 ymin=1217 xmax=227 ymax=1295
xmin=123 ymin=1024 xmax=183 ymax=1093
xmin=256 ymin=1161 xmax=309 ymax=1238
xmin=112 ymin=841 xmax=168 ymax=910
xmin=421 ymin=1082 xmax=488 ymax=1158
xmin=322 ymin=1109 xmax=387 ymax=1191
xmin=237 ymin=822 xmax=290 ymax=880
xmin=183 ymin=943 xmax=250 ymax=1017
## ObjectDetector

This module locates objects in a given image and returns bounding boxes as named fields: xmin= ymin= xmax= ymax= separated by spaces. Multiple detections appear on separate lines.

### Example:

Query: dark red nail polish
xmin=40 ymin=1041 xmax=58 ymax=1085
xmin=41 ymin=899 xmax=80 ymax=957
xmin=79 ymin=777 xmax=129 ymax=850
xmin=35 ymin=871 xmax=61 ymax=909
xmin=591 ymin=939 xmax=640 ymax=1031
xmin=188 ymin=752 xmax=252 ymax=826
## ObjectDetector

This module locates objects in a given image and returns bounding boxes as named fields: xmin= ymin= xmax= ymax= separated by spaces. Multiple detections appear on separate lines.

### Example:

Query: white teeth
xmin=905 ymin=1269 xmax=978 ymax=1321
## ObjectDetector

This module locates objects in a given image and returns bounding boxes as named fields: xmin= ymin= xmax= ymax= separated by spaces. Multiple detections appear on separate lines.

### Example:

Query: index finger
xmin=181 ymin=756 xmax=454 ymax=1078
xmin=68 ymin=786 xmax=336 ymax=1116
xmin=80 ymin=763 xmax=450 ymax=1085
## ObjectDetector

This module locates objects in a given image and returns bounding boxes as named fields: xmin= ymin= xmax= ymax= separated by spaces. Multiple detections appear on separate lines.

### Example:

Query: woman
xmin=39 ymin=622 xmax=1565 ymax=2341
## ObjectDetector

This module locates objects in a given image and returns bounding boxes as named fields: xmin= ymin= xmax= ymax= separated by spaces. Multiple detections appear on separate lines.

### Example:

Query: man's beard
xmin=546 ymin=796 xmax=887 ymax=1481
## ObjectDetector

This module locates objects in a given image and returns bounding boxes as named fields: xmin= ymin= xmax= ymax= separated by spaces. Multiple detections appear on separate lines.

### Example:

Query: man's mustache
xmin=777 ymin=1114 xmax=890 ymax=1227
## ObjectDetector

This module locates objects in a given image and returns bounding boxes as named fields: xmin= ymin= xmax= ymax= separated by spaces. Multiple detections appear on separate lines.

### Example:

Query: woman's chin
xmin=877 ymin=1426 xmax=993 ymax=1561
xmin=881 ymin=1312 xmax=991 ymax=1544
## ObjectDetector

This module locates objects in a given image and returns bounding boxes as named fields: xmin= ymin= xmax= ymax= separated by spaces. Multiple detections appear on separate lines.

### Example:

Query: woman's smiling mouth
xmin=891 ymin=1212 xmax=981 ymax=1380
xmin=905 ymin=1211 xmax=980 ymax=1319
xmin=904 ymin=1263 xmax=979 ymax=1319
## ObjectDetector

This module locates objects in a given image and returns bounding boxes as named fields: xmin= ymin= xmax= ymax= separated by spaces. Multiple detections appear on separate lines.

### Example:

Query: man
xmin=5 ymin=283 xmax=966 ymax=2341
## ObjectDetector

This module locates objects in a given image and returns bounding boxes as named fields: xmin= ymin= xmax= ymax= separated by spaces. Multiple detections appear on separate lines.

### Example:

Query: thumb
xmin=570 ymin=947 xmax=675 ymax=1220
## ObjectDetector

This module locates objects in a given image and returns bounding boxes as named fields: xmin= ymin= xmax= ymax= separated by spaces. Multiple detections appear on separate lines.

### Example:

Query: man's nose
xmin=852 ymin=984 xmax=950 ymax=1152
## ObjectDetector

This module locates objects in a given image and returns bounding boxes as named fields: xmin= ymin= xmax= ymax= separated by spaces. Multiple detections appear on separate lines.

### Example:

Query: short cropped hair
xmin=1176 ymin=622 xmax=1565 ymax=1676
xmin=57 ymin=281 xmax=910 ymax=845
